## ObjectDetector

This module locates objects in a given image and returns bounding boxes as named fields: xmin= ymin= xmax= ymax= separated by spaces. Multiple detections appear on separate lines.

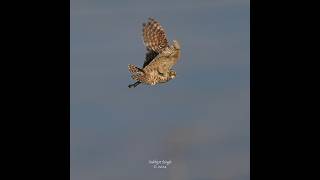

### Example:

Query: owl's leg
xmin=128 ymin=81 xmax=141 ymax=88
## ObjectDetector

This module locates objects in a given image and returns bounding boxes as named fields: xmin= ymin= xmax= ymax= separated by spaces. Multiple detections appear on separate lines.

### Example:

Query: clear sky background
xmin=71 ymin=0 xmax=249 ymax=179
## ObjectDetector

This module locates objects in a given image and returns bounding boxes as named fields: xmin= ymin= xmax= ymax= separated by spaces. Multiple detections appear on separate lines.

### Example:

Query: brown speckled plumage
xmin=128 ymin=18 xmax=181 ymax=88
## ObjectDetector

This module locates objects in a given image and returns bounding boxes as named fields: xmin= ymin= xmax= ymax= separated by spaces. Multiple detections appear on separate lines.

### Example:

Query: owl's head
xmin=169 ymin=70 xmax=176 ymax=79
xmin=172 ymin=40 xmax=181 ymax=50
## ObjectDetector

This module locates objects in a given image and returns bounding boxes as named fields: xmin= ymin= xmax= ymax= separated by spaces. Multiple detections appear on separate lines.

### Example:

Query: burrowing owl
xmin=128 ymin=18 xmax=181 ymax=88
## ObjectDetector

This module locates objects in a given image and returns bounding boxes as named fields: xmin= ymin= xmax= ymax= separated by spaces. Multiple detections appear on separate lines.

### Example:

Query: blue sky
xmin=71 ymin=0 xmax=249 ymax=179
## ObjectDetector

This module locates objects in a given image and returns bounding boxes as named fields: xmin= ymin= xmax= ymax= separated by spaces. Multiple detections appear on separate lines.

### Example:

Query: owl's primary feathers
xmin=128 ymin=18 xmax=181 ymax=88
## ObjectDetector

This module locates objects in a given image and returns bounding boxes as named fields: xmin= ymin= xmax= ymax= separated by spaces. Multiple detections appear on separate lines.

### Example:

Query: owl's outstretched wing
xmin=142 ymin=18 xmax=169 ymax=53
xmin=142 ymin=18 xmax=170 ymax=67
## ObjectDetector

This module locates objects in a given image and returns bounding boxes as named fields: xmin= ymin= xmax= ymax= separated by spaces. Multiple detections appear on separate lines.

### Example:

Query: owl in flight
xmin=128 ymin=18 xmax=181 ymax=88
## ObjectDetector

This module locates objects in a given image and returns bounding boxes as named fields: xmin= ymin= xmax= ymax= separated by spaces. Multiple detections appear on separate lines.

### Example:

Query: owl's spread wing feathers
xmin=142 ymin=18 xmax=170 ymax=67
xmin=142 ymin=18 xmax=169 ymax=53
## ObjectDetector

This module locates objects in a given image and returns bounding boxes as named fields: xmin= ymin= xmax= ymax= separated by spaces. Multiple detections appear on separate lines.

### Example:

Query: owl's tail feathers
xmin=128 ymin=64 xmax=145 ymax=81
